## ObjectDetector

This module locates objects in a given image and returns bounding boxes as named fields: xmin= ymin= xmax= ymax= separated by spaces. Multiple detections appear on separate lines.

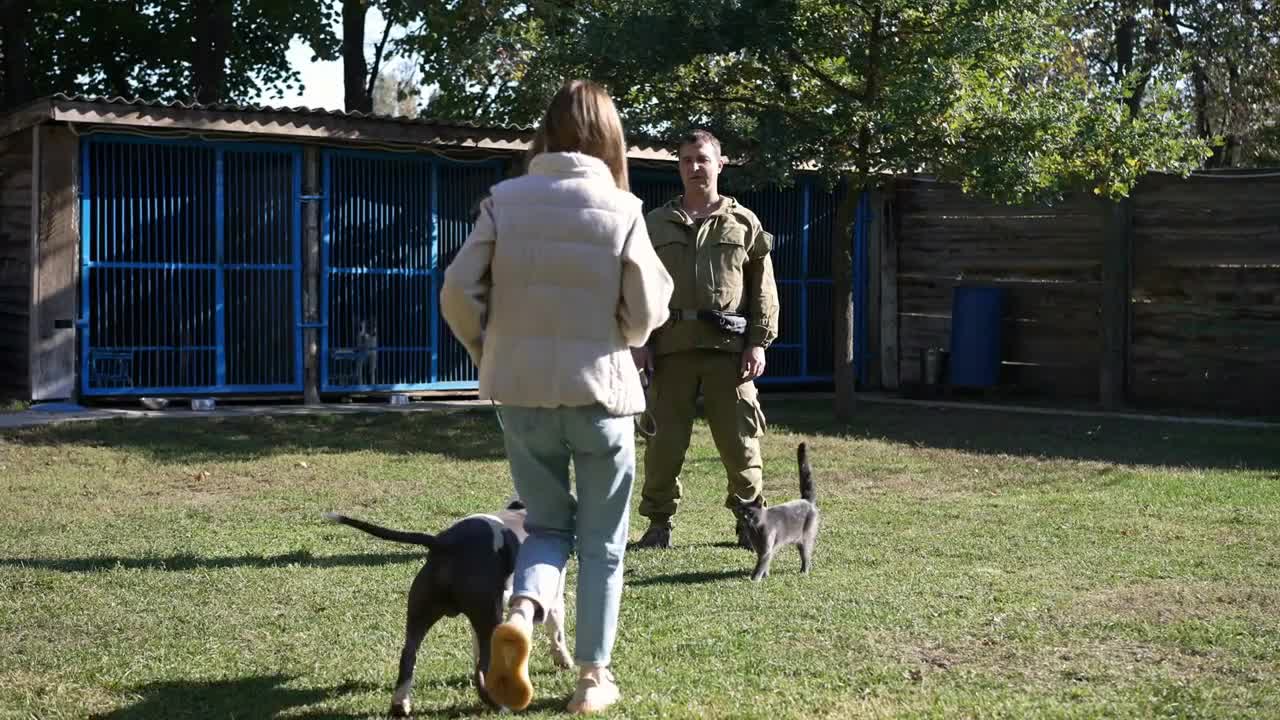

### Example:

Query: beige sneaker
xmin=487 ymin=617 xmax=533 ymax=710
xmin=566 ymin=667 xmax=621 ymax=714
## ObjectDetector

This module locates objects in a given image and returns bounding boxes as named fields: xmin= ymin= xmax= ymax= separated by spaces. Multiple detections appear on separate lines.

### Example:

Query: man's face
xmin=678 ymin=140 xmax=725 ymax=195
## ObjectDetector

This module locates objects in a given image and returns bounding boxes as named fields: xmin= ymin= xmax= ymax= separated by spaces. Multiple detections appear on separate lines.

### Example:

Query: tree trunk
xmin=0 ymin=0 xmax=34 ymax=110
xmin=833 ymin=179 xmax=860 ymax=421
xmin=343 ymin=0 xmax=372 ymax=113
xmin=192 ymin=0 xmax=233 ymax=104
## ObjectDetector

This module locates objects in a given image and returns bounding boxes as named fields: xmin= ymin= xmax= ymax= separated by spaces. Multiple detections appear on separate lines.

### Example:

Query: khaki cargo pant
xmin=639 ymin=350 xmax=766 ymax=527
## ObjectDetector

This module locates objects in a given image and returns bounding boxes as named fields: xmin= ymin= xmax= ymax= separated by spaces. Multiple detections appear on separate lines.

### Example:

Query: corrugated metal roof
xmin=0 ymin=94 xmax=677 ymax=161
xmin=46 ymin=92 xmax=540 ymax=133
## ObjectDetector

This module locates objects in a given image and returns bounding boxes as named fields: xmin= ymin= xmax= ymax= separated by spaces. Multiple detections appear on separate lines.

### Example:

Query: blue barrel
xmin=949 ymin=286 xmax=1006 ymax=387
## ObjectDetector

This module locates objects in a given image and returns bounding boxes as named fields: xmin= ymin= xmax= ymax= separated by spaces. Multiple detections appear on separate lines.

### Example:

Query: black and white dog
xmin=324 ymin=499 xmax=571 ymax=716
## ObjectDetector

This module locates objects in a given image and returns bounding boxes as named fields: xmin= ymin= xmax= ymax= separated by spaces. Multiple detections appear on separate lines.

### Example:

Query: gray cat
xmin=731 ymin=442 xmax=819 ymax=582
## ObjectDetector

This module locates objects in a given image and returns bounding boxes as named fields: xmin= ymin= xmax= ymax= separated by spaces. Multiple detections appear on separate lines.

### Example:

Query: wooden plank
xmin=999 ymin=363 xmax=1098 ymax=399
xmin=0 ymin=99 xmax=52 ymax=141
xmin=1100 ymin=197 xmax=1131 ymax=409
xmin=898 ymin=277 xmax=1099 ymax=322
xmin=0 ymin=128 xmax=34 ymax=401
xmin=897 ymin=183 xmax=1101 ymax=219
xmin=866 ymin=190 xmax=883 ymax=390
xmin=880 ymin=193 xmax=899 ymax=390
xmin=31 ymin=125 xmax=78 ymax=401
xmin=1134 ymin=266 xmax=1280 ymax=305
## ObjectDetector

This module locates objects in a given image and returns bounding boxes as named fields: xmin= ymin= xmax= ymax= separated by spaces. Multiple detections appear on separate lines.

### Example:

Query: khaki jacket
xmin=645 ymin=196 xmax=779 ymax=355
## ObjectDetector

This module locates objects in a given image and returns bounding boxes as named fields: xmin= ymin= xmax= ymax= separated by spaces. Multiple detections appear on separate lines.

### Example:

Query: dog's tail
xmin=323 ymin=512 xmax=438 ymax=548
xmin=798 ymin=442 xmax=816 ymax=504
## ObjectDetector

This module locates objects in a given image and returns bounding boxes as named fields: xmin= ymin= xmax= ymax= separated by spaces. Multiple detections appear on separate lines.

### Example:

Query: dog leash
xmin=490 ymin=398 xmax=505 ymax=432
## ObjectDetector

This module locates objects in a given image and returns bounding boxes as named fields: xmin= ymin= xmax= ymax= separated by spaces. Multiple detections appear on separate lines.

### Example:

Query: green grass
xmin=2 ymin=398 xmax=1278 ymax=719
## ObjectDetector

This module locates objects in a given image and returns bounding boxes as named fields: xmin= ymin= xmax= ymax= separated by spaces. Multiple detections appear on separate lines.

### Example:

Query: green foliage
xmin=410 ymin=0 xmax=1216 ymax=200
xmin=16 ymin=0 xmax=338 ymax=104
xmin=1072 ymin=1 xmax=1280 ymax=168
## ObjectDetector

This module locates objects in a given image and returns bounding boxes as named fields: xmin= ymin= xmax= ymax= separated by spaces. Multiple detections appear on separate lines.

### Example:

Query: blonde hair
xmin=529 ymin=80 xmax=630 ymax=191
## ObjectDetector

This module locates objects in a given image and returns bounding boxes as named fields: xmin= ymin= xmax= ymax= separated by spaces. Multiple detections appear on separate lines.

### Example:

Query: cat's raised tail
xmin=798 ymin=442 xmax=816 ymax=504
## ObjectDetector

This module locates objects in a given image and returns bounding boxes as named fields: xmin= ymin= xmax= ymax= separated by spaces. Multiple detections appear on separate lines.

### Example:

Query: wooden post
xmin=1100 ymin=196 xmax=1133 ymax=409
xmin=303 ymin=146 xmax=321 ymax=405
xmin=32 ymin=125 xmax=78 ymax=401
xmin=879 ymin=189 xmax=900 ymax=391
xmin=865 ymin=189 xmax=883 ymax=390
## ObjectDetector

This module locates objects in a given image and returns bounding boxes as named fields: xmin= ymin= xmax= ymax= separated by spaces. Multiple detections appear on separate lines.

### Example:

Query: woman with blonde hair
xmin=441 ymin=80 xmax=673 ymax=713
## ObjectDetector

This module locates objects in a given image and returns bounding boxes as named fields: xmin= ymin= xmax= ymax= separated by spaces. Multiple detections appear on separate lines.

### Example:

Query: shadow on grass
xmin=764 ymin=399 xmax=1280 ymax=471
xmin=422 ymin=694 xmax=568 ymax=719
xmin=628 ymin=568 xmax=748 ymax=586
xmin=7 ymin=408 xmax=507 ymax=464
xmin=0 ymin=550 xmax=424 ymax=573
xmin=90 ymin=674 xmax=379 ymax=720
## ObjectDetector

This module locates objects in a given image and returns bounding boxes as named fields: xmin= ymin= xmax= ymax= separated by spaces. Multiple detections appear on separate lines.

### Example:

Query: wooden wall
xmin=0 ymin=129 xmax=32 ymax=400
xmin=1129 ymin=174 xmax=1280 ymax=415
xmin=31 ymin=125 xmax=79 ymax=401
xmin=892 ymin=179 xmax=1104 ymax=399
xmin=886 ymin=174 xmax=1280 ymax=416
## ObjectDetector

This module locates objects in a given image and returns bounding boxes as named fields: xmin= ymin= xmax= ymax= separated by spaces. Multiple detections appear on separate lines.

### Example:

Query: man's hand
xmin=631 ymin=347 xmax=654 ymax=386
xmin=740 ymin=346 xmax=767 ymax=381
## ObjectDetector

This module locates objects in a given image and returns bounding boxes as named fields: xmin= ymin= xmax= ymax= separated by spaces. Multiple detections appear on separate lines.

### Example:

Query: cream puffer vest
xmin=441 ymin=152 xmax=673 ymax=416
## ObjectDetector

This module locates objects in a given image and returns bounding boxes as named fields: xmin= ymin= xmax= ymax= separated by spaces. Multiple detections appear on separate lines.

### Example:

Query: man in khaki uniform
xmin=632 ymin=130 xmax=779 ymax=549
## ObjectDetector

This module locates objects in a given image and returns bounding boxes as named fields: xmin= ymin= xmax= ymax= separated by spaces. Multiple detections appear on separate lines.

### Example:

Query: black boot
xmin=632 ymin=522 xmax=673 ymax=550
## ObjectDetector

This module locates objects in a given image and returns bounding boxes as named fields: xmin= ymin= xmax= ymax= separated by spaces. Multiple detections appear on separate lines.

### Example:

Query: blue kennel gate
xmin=320 ymin=150 xmax=504 ymax=392
xmin=79 ymin=135 xmax=304 ymax=396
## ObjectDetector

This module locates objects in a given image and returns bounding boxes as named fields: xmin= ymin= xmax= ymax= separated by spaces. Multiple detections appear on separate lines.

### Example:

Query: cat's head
xmin=731 ymin=495 xmax=766 ymax=524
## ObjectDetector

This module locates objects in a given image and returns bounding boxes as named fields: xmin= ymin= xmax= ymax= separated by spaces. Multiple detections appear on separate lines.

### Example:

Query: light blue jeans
xmin=499 ymin=403 xmax=634 ymax=668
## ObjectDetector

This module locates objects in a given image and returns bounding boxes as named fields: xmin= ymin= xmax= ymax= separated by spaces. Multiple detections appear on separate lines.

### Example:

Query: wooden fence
xmin=882 ymin=173 xmax=1280 ymax=416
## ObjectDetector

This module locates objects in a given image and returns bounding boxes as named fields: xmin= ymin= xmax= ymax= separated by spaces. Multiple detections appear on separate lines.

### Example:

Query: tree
xmin=0 ymin=0 xmax=35 ymax=109
xmin=2 ymin=0 xmax=338 ymax=110
xmin=340 ymin=0 xmax=419 ymax=113
xmin=371 ymin=58 xmax=420 ymax=116
xmin=192 ymin=0 xmax=234 ymax=103
xmin=407 ymin=0 xmax=1210 ymax=417
xmin=398 ymin=0 xmax=563 ymax=122
xmin=1075 ymin=1 xmax=1280 ymax=168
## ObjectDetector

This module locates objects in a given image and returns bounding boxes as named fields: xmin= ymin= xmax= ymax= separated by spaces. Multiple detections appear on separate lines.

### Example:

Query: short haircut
xmin=677 ymin=129 xmax=721 ymax=158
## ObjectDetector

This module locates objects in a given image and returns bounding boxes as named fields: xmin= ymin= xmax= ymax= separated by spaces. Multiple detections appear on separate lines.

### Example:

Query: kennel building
xmin=0 ymin=96 xmax=851 ymax=403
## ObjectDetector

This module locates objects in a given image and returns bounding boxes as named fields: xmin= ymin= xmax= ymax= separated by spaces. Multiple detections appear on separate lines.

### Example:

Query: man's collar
xmin=663 ymin=195 xmax=736 ymax=224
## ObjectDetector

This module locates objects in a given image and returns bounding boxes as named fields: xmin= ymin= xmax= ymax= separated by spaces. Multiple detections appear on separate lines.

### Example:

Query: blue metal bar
xmin=854 ymin=189 xmax=872 ymax=390
xmin=327 ymin=267 xmax=434 ymax=276
xmin=215 ymin=150 xmax=226 ymax=387
xmin=292 ymin=150 xmax=304 ymax=388
xmin=82 ymin=383 xmax=304 ymax=397
xmin=90 ymin=345 xmax=219 ymax=351
xmin=79 ymin=139 xmax=92 ymax=394
xmin=161 ymin=145 xmax=170 ymax=389
xmin=126 ymin=144 xmax=135 ymax=361
xmin=429 ymin=160 xmax=440 ymax=385
xmin=85 ymin=261 xmax=294 ymax=270
xmin=143 ymin=143 xmax=151 ymax=388
xmin=801 ymin=179 xmax=811 ymax=377
xmin=320 ymin=151 xmax=332 ymax=389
